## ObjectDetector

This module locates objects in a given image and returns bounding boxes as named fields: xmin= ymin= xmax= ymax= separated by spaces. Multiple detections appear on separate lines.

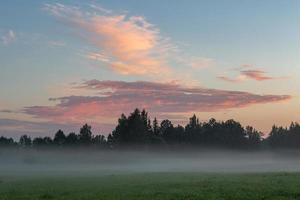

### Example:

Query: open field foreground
xmin=1 ymin=172 xmax=300 ymax=200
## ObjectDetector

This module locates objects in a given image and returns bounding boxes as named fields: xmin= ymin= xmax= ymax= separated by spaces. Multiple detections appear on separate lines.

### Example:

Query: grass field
xmin=1 ymin=172 xmax=300 ymax=200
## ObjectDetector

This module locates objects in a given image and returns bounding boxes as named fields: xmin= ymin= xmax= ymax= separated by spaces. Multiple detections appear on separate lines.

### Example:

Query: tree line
xmin=1 ymin=108 xmax=299 ymax=149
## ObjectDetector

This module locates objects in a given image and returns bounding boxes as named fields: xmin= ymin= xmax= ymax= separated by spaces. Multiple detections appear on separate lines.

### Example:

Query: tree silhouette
xmin=92 ymin=134 xmax=106 ymax=148
xmin=185 ymin=115 xmax=201 ymax=145
xmin=267 ymin=122 xmax=300 ymax=148
xmin=19 ymin=135 xmax=32 ymax=147
xmin=65 ymin=132 xmax=78 ymax=146
xmin=79 ymin=124 xmax=92 ymax=145
xmin=53 ymin=130 xmax=66 ymax=146
xmin=0 ymin=136 xmax=15 ymax=147
xmin=152 ymin=117 xmax=159 ymax=136
xmin=160 ymin=119 xmax=174 ymax=143
xmin=32 ymin=137 xmax=52 ymax=147
xmin=112 ymin=109 xmax=151 ymax=145
xmin=245 ymin=126 xmax=262 ymax=147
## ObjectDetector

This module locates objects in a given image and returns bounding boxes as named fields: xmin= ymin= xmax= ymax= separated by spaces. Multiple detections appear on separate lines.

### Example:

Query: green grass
xmin=1 ymin=172 xmax=300 ymax=200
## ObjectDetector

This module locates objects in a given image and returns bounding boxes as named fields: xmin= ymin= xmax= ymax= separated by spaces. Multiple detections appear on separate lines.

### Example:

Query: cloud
xmin=217 ymin=76 xmax=243 ymax=83
xmin=22 ymin=80 xmax=292 ymax=125
xmin=1 ymin=30 xmax=16 ymax=45
xmin=86 ymin=52 xmax=110 ymax=63
xmin=43 ymin=3 xmax=213 ymax=79
xmin=0 ymin=109 xmax=15 ymax=113
xmin=88 ymin=4 xmax=112 ymax=14
xmin=240 ymin=70 xmax=274 ymax=81
xmin=44 ymin=3 xmax=173 ymax=76
xmin=218 ymin=65 xmax=288 ymax=82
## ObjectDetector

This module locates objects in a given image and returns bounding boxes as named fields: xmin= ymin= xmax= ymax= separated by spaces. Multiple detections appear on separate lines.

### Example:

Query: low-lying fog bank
xmin=1 ymin=149 xmax=300 ymax=176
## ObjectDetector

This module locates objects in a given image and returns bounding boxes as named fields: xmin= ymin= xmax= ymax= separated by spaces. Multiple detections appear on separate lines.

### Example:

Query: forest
xmin=0 ymin=108 xmax=299 ymax=149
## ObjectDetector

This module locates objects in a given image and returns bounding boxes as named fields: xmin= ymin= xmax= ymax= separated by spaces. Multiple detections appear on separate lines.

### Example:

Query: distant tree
xmin=32 ymin=138 xmax=43 ymax=147
xmin=220 ymin=119 xmax=247 ymax=148
xmin=107 ymin=133 xmax=114 ymax=148
xmin=53 ymin=129 xmax=66 ymax=146
xmin=19 ymin=135 xmax=32 ymax=147
xmin=268 ymin=125 xmax=288 ymax=147
xmin=267 ymin=122 xmax=300 ymax=148
xmin=111 ymin=109 xmax=151 ymax=145
xmin=152 ymin=117 xmax=159 ymax=136
xmin=185 ymin=115 xmax=201 ymax=144
xmin=111 ymin=113 xmax=127 ymax=145
xmin=172 ymin=125 xmax=185 ymax=144
xmin=245 ymin=126 xmax=262 ymax=147
xmin=43 ymin=137 xmax=53 ymax=145
xmin=286 ymin=122 xmax=300 ymax=148
xmin=32 ymin=137 xmax=52 ymax=147
xmin=79 ymin=124 xmax=92 ymax=145
xmin=148 ymin=117 xmax=165 ymax=144
xmin=201 ymin=118 xmax=219 ymax=145
xmin=0 ymin=136 xmax=15 ymax=147
xmin=65 ymin=132 xmax=78 ymax=146
xmin=160 ymin=119 xmax=174 ymax=143
xmin=186 ymin=114 xmax=200 ymax=130
xmin=92 ymin=134 xmax=107 ymax=148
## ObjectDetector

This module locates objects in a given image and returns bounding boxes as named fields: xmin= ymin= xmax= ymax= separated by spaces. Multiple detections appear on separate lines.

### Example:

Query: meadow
xmin=1 ymin=172 xmax=300 ymax=200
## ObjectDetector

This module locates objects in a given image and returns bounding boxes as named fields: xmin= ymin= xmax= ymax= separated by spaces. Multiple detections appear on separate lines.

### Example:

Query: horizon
xmin=1 ymin=0 xmax=300 ymax=138
xmin=0 ymin=108 xmax=297 ymax=140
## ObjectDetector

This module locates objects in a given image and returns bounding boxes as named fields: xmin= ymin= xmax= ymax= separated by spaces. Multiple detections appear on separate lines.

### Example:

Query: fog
xmin=1 ymin=149 xmax=300 ymax=177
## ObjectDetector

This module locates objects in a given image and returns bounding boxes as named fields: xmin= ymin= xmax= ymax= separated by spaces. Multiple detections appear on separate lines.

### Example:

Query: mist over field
xmin=2 ymin=149 xmax=300 ymax=177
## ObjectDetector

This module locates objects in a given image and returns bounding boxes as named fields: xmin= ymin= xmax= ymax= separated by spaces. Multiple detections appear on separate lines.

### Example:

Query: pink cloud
xmin=240 ymin=70 xmax=274 ymax=81
xmin=217 ymin=76 xmax=243 ymax=83
xmin=44 ymin=3 xmax=172 ymax=76
xmin=218 ymin=65 xmax=289 ymax=82
xmin=23 ymin=80 xmax=292 ymax=124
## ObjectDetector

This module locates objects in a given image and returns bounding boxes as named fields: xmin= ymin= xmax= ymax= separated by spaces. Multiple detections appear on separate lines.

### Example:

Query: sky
xmin=0 ymin=0 xmax=299 ymax=138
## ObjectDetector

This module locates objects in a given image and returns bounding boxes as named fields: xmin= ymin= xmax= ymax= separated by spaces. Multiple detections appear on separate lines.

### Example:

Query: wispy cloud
xmin=88 ymin=4 xmax=112 ymax=14
xmin=86 ymin=52 xmax=110 ymax=62
xmin=43 ymin=3 xmax=214 ymax=80
xmin=218 ymin=65 xmax=289 ymax=82
xmin=44 ymin=3 xmax=173 ymax=76
xmin=1 ymin=30 xmax=16 ymax=45
xmin=217 ymin=76 xmax=244 ymax=83
xmin=240 ymin=70 xmax=274 ymax=81
xmin=0 ymin=109 xmax=15 ymax=113
xmin=22 ymin=80 xmax=292 ymax=124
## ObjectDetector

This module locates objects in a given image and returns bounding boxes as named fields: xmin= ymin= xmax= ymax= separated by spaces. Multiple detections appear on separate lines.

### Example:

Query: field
xmin=1 ymin=172 xmax=300 ymax=200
